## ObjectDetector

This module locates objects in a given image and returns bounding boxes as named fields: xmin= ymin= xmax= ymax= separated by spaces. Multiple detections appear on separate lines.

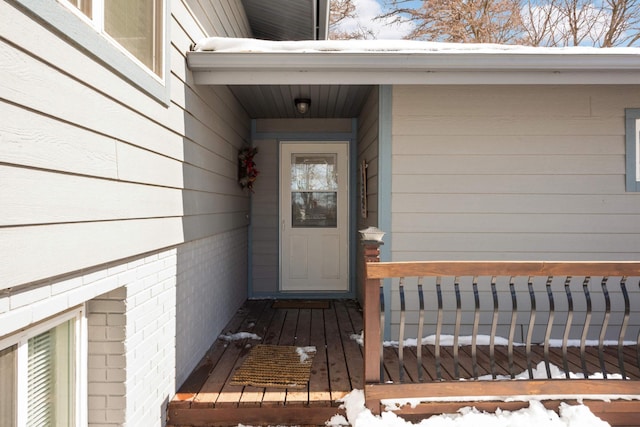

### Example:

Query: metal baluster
xmin=562 ymin=276 xmax=573 ymax=379
xmin=435 ymin=277 xmax=443 ymax=381
xmin=599 ymin=277 xmax=611 ymax=379
xmin=580 ymin=276 xmax=592 ymax=377
xmin=508 ymin=277 xmax=517 ymax=378
xmin=398 ymin=278 xmax=406 ymax=382
xmin=526 ymin=276 xmax=537 ymax=379
xmin=490 ymin=276 xmax=499 ymax=379
xmin=472 ymin=276 xmax=480 ymax=379
xmin=618 ymin=277 xmax=629 ymax=380
xmin=543 ymin=276 xmax=554 ymax=378
xmin=379 ymin=284 xmax=385 ymax=382
xmin=454 ymin=277 xmax=462 ymax=379
xmin=417 ymin=278 xmax=425 ymax=382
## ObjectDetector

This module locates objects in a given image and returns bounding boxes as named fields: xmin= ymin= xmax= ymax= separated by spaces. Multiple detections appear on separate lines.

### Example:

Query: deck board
xmin=308 ymin=308 xmax=332 ymax=406
xmin=168 ymin=299 xmax=640 ymax=426
xmin=334 ymin=301 xmax=364 ymax=390
xmin=324 ymin=302 xmax=353 ymax=402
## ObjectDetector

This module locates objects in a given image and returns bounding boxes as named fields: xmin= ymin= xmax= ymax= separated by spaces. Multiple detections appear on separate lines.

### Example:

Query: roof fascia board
xmin=191 ymin=70 xmax=640 ymax=85
xmin=187 ymin=51 xmax=640 ymax=85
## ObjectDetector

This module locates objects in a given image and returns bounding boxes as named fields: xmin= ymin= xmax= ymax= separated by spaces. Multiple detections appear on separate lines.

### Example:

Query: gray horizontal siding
xmin=388 ymin=85 xmax=640 ymax=341
xmin=1 ymin=0 xmax=251 ymax=289
xmin=391 ymin=85 xmax=640 ymax=261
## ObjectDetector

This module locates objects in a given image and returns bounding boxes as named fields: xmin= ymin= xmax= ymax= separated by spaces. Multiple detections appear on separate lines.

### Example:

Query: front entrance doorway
xmin=279 ymin=142 xmax=349 ymax=292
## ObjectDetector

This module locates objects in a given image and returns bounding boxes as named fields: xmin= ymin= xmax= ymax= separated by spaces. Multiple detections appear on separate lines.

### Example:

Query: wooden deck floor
xmin=168 ymin=299 xmax=364 ymax=426
xmin=168 ymin=299 xmax=640 ymax=427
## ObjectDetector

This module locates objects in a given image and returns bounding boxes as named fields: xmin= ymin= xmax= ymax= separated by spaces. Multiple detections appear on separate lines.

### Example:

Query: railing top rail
xmin=365 ymin=261 xmax=640 ymax=280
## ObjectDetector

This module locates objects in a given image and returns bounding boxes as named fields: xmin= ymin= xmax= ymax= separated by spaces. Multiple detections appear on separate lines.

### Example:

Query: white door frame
xmin=279 ymin=141 xmax=350 ymax=293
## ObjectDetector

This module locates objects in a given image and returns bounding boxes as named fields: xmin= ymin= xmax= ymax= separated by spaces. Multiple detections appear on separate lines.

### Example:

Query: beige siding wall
xmin=356 ymin=88 xmax=380 ymax=302
xmin=250 ymin=119 xmax=355 ymax=296
xmin=388 ymin=85 xmax=640 ymax=341
xmin=0 ymin=0 xmax=251 ymax=289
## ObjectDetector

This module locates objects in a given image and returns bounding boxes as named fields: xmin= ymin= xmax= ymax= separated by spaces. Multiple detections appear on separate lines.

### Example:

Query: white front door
xmin=280 ymin=142 xmax=349 ymax=292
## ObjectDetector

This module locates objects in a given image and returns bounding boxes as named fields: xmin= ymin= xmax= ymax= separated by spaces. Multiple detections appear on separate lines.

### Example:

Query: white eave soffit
xmin=186 ymin=39 xmax=640 ymax=86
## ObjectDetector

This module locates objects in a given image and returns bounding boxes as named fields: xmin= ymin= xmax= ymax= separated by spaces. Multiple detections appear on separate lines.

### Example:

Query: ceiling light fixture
xmin=294 ymin=98 xmax=311 ymax=115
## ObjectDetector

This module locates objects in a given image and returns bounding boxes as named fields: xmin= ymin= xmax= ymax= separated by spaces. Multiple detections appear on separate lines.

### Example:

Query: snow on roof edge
xmin=194 ymin=36 xmax=640 ymax=55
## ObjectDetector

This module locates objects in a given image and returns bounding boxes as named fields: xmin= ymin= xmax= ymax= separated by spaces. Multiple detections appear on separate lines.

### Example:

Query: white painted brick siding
xmin=82 ymin=247 xmax=179 ymax=427
xmin=88 ymin=288 xmax=127 ymax=426
xmin=1 ymin=228 xmax=247 ymax=427
xmin=122 ymin=247 xmax=177 ymax=427
xmin=175 ymin=229 xmax=248 ymax=387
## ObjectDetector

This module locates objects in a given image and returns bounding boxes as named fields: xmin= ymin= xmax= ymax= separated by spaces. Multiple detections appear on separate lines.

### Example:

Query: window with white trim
xmin=0 ymin=309 xmax=85 ymax=427
xmin=64 ymin=0 xmax=164 ymax=78
xmin=626 ymin=109 xmax=640 ymax=192
xmin=13 ymin=0 xmax=169 ymax=102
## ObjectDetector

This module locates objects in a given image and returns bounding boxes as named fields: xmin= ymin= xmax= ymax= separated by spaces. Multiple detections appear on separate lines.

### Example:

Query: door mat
xmin=230 ymin=345 xmax=316 ymax=389
xmin=271 ymin=300 xmax=330 ymax=309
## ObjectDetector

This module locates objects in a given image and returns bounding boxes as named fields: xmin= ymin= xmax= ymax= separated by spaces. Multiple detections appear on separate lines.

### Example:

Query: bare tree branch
xmin=379 ymin=0 xmax=523 ymax=43
xmin=336 ymin=0 xmax=640 ymax=46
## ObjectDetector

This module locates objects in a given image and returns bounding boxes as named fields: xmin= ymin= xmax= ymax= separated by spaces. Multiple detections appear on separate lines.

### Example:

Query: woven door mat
xmin=230 ymin=345 xmax=316 ymax=389
xmin=271 ymin=300 xmax=330 ymax=309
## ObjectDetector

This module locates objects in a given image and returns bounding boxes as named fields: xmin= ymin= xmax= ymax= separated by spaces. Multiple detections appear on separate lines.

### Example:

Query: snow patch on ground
xmin=350 ymin=333 xmax=637 ymax=348
xmin=296 ymin=346 xmax=316 ymax=362
xmin=330 ymin=390 xmax=612 ymax=427
xmin=218 ymin=331 xmax=262 ymax=341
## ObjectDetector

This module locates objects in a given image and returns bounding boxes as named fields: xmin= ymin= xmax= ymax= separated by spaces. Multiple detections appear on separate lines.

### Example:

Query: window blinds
xmin=0 ymin=345 xmax=17 ymax=426
xmin=26 ymin=320 xmax=75 ymax=426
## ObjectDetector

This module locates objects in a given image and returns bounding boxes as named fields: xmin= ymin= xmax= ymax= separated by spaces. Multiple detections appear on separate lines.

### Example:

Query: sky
xmin=332 ymin=0 xmax=417 ymax=39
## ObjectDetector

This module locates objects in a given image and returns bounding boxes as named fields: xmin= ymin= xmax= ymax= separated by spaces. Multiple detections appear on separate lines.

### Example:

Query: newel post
xmin=359 ymin=227 xmax=385 ymax=414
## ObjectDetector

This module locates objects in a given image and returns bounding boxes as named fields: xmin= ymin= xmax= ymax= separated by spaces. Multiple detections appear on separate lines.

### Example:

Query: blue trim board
xmin=247 ymin=120 xmax=257 ymax=298
xmin=378 ymin=85 xmax=393 ymax=339
xmin=253 ymin=131 xmax=356 ymax=141
xmin=349 ymin=118 xmax=358 ymax=299
xmin=250 ymin=291 xmax=357 ymax=299
xmin=625 ymin=109 xmax=640 ymax=192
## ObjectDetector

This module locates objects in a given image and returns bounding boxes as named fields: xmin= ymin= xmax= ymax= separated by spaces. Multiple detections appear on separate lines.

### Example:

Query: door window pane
xmin=291 ymin=154 xmax=338 ymax=228
xmin=292 ymin=192 xmax=337 ymax=227
xmin=291 ymin=154 xmax=338 ymax=191
xmin=0 ymin=345 xmax=17 ymax=426
xmin=105 ymin=0 xmax=163 ymax=76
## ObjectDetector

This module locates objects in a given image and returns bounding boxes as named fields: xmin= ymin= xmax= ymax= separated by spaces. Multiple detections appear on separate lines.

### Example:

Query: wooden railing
xmin=362 ymin=241 xmax=640 ymax=419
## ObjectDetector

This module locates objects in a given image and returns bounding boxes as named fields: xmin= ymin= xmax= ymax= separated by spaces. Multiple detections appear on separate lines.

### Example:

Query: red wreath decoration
xmin=238 ymin=147 xmax=259 ymax=192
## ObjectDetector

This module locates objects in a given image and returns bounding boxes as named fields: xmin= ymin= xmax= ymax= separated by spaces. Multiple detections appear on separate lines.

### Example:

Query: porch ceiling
xmin=228 ymin=85 xmax=374 ymax=119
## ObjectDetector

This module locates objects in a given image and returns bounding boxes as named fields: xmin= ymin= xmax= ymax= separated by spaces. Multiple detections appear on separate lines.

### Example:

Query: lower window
xmin=0 ymin=309 xmax=84 ymax=426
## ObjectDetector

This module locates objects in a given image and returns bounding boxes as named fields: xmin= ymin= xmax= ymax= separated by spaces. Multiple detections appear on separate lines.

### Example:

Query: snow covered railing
xmin=361 ymin=239 xmax=640 ymax=417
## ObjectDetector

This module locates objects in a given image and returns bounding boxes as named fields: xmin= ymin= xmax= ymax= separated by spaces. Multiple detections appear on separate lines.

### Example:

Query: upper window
xmin=14 ymin=0 xmax=169 ymax=103
xmin=0 ymin=309 xmax=84 ymax=426
xmin=625 ymin=109 xmax=640 ymax=192
xmin=65 ymin=0 xmax=164 ymax=78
